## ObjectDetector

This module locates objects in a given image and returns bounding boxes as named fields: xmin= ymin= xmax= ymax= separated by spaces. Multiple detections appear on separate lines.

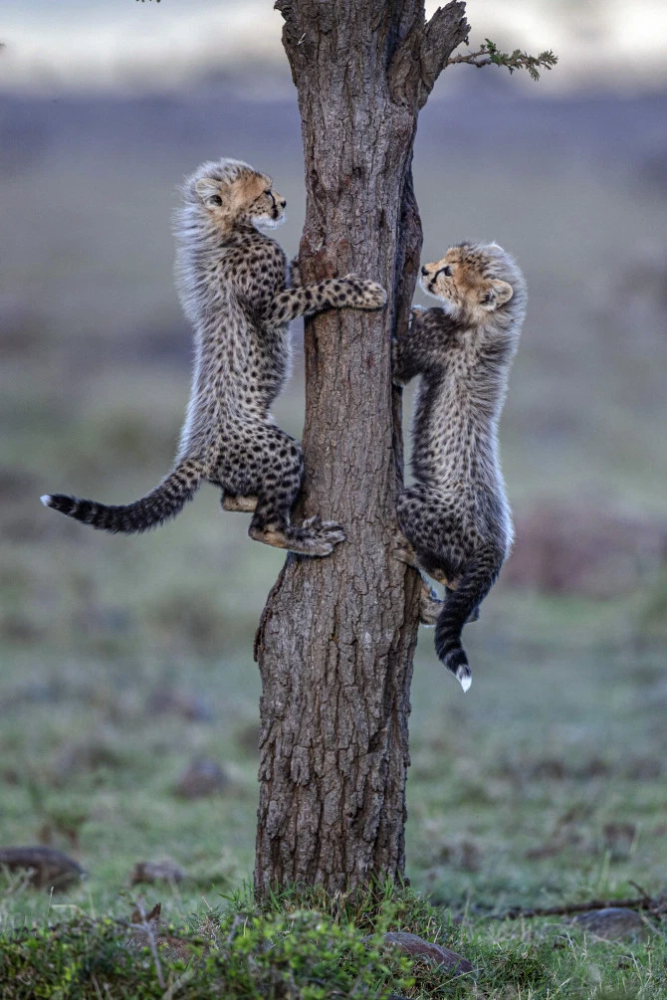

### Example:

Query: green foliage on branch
xmin=448 ymin=38 xmax=558 ymax=81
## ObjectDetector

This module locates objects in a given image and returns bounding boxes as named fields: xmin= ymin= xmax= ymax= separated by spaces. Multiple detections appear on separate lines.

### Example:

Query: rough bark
xmin=254 ymin=0 xmax=469 ymax=898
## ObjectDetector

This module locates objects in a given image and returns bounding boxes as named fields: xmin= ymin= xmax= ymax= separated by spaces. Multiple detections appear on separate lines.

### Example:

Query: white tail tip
xmin=40 ymin=495 xmax=53 ymax=507
xmin=456 ymin=666 xmax=472 ymax=693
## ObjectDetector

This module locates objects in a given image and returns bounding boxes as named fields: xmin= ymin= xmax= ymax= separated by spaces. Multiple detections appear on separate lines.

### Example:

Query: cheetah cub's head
xmin=420 ymin=242 xmax=521 ymax=327
xmin=188 ymin=157 xmax=287 ymax=231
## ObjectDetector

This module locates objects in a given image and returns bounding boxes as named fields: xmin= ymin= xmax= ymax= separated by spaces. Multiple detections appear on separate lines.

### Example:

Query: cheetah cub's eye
xmin=442 ymin=266 xmax=452 ymax=277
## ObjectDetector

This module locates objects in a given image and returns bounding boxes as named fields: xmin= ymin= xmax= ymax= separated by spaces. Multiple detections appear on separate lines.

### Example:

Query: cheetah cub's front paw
xmin=344 ymin=274 xmax=388 ymax=311
xmin=410 ymin=305 xmax=426 ymax=327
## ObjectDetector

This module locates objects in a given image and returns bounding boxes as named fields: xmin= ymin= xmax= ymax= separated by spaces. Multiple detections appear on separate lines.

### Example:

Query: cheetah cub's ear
xmin=480 ymin=279 xmax=514 ymax=311
xmin=195 ymin=177 xmax=226 ymax=208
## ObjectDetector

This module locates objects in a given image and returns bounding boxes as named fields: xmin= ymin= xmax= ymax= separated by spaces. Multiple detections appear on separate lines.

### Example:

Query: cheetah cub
xmin=393 ymin=242 xmax=526 ymax=690
xmin=42 ymin=158 xmax=386 ymax=556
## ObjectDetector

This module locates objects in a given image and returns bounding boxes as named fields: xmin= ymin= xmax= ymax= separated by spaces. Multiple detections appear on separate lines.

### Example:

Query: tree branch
xmin=496 ymin=895 xmax=665 ymax=921
xmin=447 ymin=38 xmax=558 ymax=81
xmin=387 ymin=1 xmax=469 ymax=107
xmin=418 ymin=2 xmax=470 ymax=101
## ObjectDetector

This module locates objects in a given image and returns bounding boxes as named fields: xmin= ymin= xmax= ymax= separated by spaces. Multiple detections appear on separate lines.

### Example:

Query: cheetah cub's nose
xmin=279 ymin=198 xmax=287 ymax=209
xmin=421 ymin=266 xmax=429 ymax=276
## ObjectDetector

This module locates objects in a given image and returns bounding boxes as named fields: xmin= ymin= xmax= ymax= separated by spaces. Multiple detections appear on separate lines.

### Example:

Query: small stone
xmin=0 ymin=846 xmax=84 ymax=891
xmin=569 ymin=908 xmax=649 ymax=941
xmin=131 ymin=859 xmax=185 ymax=885
xmin=383 ymin=931 xmax=473 ymax=974
xmin=175 ymin=757 xmax=229 ymax=798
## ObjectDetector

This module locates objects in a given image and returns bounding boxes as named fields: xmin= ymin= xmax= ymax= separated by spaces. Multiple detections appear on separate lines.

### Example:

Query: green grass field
xmin=1 ymin=357 xmax=666 ymax=994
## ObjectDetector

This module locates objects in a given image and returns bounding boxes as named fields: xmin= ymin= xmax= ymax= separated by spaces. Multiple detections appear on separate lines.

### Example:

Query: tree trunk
xmin=254 ymin=0 xmax=469 ymax=898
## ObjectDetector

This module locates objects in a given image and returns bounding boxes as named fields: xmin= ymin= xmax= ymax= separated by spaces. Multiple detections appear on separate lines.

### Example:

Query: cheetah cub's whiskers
xmin=393 ymin=241 xmax=526 ymax=689
xmin=42 ymin=157 xmax=387 ymax=555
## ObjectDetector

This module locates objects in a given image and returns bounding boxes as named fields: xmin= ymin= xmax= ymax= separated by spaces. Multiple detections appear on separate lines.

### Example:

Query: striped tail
xmin=41 ymin=458 xmax=204 ymax=535
xmin=434 ymin=558 xmax=498 ymax=692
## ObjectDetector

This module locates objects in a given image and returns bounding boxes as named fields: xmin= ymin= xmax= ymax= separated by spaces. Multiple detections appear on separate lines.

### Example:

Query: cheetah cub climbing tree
xmin=42 ymin=158 xmax=387 ymax=557
xmin=393 ymin=241 xmax=527 ymax=690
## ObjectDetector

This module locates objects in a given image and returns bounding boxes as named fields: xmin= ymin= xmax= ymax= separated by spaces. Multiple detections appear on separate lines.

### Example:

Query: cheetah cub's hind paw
xmin=419 ymin=581 xmax=443 ymax=627
xmin=393 ymin=531 xmax=419 ymax=569
xmin=222 ymin=495 xmax=258 ymax=513
xmin=344 ymin=275 xmax=388 ymax=311
xmin=249 ymin=516 xmax=345 ymax=557
xmin=299 ymin=515 xmax=346 ymax=556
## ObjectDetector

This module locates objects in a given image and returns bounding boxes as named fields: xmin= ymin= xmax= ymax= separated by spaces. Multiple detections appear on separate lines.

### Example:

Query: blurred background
xmin=1 ymin=0 xmax=666 ymax=923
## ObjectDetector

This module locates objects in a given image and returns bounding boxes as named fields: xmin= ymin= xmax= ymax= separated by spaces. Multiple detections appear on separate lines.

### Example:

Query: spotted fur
xmin=42 ymin=157 xmax=387 ymax=556
xmin=393 ymin=242 xmax=526 ymax=689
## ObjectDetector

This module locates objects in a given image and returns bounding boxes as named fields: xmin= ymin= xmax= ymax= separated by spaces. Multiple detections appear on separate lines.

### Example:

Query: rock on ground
xmin=0 ymin=846 xmax=84 ymax=890
xmin=131 ymin=859 xmax=185 ymax=885
xmin=383 ymin=931 xmax=473 ymax=974
xmin=175 ymin=757 xmax=229 ymax=798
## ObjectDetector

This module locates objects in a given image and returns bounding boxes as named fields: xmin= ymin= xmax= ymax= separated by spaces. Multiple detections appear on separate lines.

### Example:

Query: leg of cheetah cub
xmin=221 ymin=274 xmax=387 ymax=524
xmin=267 ymin=275 xmax=387 ymax=325
xmin=419 ymin=585 xmax=480 ymax=626
xmin=221 ymin=495 xmax=257 ymax=513
xmin=241 ymin=428 xmax=345 ymax=557
xmin=221 ymin=274 xmax=385 ymax=519
xmin=394 ymin=490 xmax=479 ymax=622
xmin=397 ymin=486 xmax=499 ymax=689
xmin=393 ymin=532 xmax=450 ymax=626
xmin=393 ymin=534 xmax=478 ymax=626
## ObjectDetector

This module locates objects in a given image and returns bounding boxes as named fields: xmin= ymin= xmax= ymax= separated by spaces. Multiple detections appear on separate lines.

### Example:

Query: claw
xmin=320 ymin=521 xmax=346 ymax=542
xmin=302 ymin=515 xmax=322 ymax=530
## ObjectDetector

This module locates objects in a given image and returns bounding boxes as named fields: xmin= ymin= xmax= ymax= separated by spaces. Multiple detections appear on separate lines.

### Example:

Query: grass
xmin=2 ymin=344 xmax=667 ymax=995
xmin=1 ymin=488 xmax=666 ymax=996
xmin=1 ymin=880 xmax=665 ymax=998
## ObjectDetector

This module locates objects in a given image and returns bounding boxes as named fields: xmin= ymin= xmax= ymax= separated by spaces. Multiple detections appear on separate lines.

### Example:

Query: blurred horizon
xmin=1 ymin=0 xmax=667 ymax=96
